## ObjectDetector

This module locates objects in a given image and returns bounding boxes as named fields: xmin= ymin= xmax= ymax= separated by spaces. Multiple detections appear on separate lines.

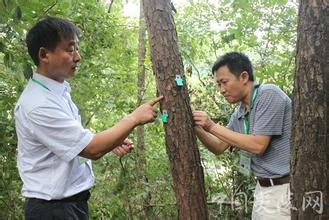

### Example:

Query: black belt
xmin=28 ymin=190 xmax=90 ymax=203
xmin=257 ymin=175 xmax=290 ymax=187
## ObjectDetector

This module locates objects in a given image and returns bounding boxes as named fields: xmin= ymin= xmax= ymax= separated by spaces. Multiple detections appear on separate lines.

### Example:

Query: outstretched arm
xmin=80 ymin=96 xmax=163 ymax=160
xmin=193 ymin=111 xmax=271 ymax=155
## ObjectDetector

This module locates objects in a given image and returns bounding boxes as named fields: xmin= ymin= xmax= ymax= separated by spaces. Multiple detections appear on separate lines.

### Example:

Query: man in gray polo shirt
xmin=193 ymin=52 xmax=291 ymax=219
xmin=15 ymin=17 xmax=163 ymax=219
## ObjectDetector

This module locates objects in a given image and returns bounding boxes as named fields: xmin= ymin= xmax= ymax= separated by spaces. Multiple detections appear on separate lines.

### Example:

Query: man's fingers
xmin=192 ymin=111 xmax=206 ymax=117
xmin=122 ymin=143 xmax=134 ymax=152
xmin=193 ymin=114 xmax=203 ymax=120
xmin=123 ymin=138 xmax=133 ymax=145
xmin=152 ymin=111 xmax=158 ymax=118
xmin=148 ymin=96 xmax=164 ymax=106
xmin=113 ymin=148 xmax=124 ymax=156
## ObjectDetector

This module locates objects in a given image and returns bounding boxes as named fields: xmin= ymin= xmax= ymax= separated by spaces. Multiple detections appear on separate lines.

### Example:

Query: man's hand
xmin=129 ymin=96 xmax=164 ymax=126
xmin=112 ymin=138 xmax=134 ymax=157
xmin=192 ymin=111 xmax=216 ymax=132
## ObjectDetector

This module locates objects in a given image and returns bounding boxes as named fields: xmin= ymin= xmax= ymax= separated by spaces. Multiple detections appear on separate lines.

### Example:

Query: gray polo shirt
xmin=227 ymin=84 xmax=291 ymax=178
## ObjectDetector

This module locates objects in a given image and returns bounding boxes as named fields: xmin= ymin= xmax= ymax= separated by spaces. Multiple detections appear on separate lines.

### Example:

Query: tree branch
xmin=108 ymin=0 xmax=115 ymax=13
xmin=44 ymin=0 xmax=58 ymax=14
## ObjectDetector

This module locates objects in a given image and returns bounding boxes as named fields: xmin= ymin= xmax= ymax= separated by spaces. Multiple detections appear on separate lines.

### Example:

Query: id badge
xmin=79 ymin=156 xmax=88 ymax=165
xmin=239 ymin=150 xmax=251 ymax=175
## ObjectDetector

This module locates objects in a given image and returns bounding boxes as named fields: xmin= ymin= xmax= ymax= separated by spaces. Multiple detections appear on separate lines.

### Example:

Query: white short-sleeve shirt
xmin=15 ymin=72 xmax=95 ymax=200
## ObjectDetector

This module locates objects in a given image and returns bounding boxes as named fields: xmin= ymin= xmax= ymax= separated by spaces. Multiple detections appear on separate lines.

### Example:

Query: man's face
xmin=214 ymin=65 xmax=247 ymax=104
xmin=43 ymin=35 xmax=80 ymax=82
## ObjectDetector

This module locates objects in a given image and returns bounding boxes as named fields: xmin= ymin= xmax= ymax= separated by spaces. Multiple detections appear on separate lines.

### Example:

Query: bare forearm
xmin=195 ymin=126 xmax=228 ymax=155
xmin=80 ymin=115 xmax=137 ymax=160
xmin=208 ymin=125 xmax=270 ymax=155
xmin=79 ymin=96 xmax=163 ymax=160
xmin=193 ymin=110 xmax=270 ymax=155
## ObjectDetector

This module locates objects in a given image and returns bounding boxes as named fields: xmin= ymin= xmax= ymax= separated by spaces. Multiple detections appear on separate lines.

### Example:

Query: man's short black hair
xmin=212 ymin=52 xmax=254 ymax=81
xmin=26 ymin=16 xmax=80 ymax=66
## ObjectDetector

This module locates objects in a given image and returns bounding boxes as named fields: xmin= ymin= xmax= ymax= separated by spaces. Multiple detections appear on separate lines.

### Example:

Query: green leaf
xmin=2 ymin=0 xmax=8 ymax=8
xmin=13 ymin=6 xmax=22 ymax=21
xmin=233 ymin=0 xmax=249 ymax=9
xmin=4 ymin=52 xmax=13 ymax=67
xmin=0 ymin=41 xmax=5 ymax=53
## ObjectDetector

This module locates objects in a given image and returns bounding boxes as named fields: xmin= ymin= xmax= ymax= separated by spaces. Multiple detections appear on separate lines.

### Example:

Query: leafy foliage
xmin=0 ymin=0 xmax=297 ymax=219
xmin=0 ymin=58 xmax=25 ymax=220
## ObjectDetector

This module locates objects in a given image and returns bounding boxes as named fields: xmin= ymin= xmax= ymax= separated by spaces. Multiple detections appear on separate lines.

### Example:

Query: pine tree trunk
xmin=291 ymin=1 xmax=329 ymax=219
xmin=142 ymin=0 xmax=209 ymax=219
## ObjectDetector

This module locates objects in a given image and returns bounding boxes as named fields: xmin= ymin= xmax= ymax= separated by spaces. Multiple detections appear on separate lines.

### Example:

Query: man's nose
xmin=219 ymin=85 xmax=226 ymax=94
xmin=74 ymin=50 xmax=81 ymax=62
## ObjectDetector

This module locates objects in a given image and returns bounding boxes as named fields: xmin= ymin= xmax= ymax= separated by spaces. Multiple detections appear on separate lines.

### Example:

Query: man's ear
xmin=240 ymin=71 xmax=249 ymax=84
xmin=38 ymin=47 xmax=49 ymax=64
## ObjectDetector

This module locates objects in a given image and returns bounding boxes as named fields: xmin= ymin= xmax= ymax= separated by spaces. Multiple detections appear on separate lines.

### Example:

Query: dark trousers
xmin=24 ymin=191 xmax=90 ymax=220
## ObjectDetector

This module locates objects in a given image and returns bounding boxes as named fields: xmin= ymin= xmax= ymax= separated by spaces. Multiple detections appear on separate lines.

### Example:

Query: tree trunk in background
xmin=135 ymin=1 xmax=153 ymax=219
xmin=291 ymin=1 xmax=329 ymax=219
xmin=142 ymin=0 xmax=209 ymax=219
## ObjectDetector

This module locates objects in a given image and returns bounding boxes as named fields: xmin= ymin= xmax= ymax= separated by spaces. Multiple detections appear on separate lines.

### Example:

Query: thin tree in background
xmin=142 ymin=0 xmax=209 ymax=219
xmin=291 ymin=1 xmax=329 ymax=218
xmin=135 ymin=0 xmax=153 ymax=218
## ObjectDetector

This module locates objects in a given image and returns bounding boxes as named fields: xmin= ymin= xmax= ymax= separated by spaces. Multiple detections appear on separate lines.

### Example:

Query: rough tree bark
xmin=291 ymin=1 xmax=329 ymax=219
xmin=142 ymin=0 xmax=209 ymax=219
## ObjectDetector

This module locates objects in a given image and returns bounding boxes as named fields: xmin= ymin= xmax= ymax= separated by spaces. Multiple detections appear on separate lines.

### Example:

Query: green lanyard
xmin=31 ymin=78 xmax=50 ymax=91
xmin=243 ymin=84 xmax=259 ymax=134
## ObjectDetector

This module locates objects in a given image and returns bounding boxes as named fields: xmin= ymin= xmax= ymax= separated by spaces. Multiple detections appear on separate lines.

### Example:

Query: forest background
xmin=0 ymin=0 xmax=297 ymax=219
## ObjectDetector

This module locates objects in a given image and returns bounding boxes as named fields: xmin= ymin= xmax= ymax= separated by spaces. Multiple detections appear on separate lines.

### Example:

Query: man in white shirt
xmin=15 ymin=17 xmax=163 ymax=220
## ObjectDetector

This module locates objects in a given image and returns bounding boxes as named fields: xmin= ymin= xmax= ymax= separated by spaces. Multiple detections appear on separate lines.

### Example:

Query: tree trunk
xmin=142 ymin=0 xmax=209 ymax=219
xmin=291 ymin=1 xmax=329 ymax=219
xmin=135 ymin=1 xmax=153 ymax=219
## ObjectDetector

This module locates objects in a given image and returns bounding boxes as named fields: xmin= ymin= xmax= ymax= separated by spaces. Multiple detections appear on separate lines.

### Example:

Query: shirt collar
xmin=237 ymin=103 xmax=246 ymax=119
xmin=237 ymin=82 xmax=260 ymax=119
xmin=33 ymin=72 xmax=71 ymax=96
